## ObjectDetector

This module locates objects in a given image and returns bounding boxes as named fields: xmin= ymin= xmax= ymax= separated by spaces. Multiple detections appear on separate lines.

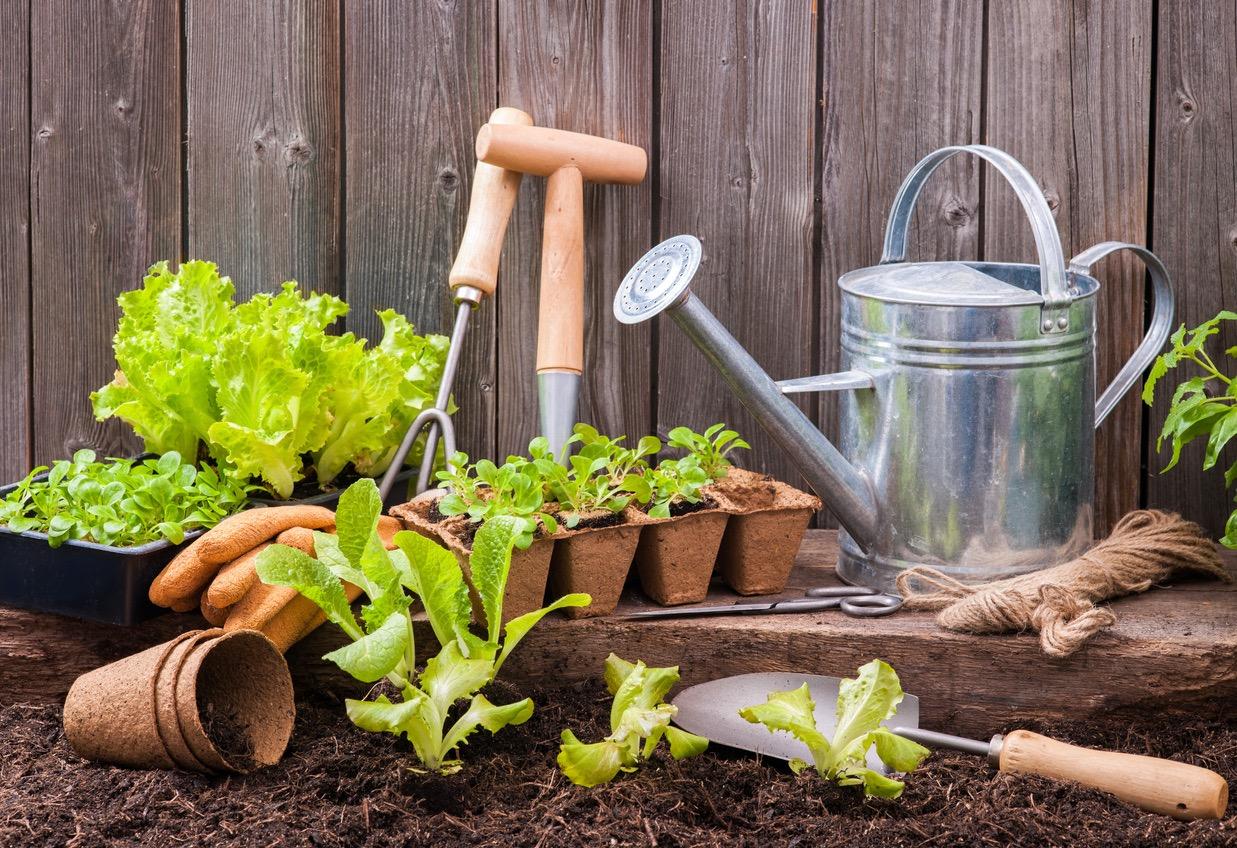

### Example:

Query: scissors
xmin=620 ymin=585 xmax=903 ymax=620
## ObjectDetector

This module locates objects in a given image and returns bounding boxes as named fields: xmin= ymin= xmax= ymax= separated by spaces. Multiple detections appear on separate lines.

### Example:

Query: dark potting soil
xmin=564 ymin=510 xmax=625 ymax=532
xmin=2 ymin=683 xmax=1234 ymax=848
xmin=198 ymin=697 xmax=258 ymax=773
xmin=667 ymin=495 xmax=718 ymax=518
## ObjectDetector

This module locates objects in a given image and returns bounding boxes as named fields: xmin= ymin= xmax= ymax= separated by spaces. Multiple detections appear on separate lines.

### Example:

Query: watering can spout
xmin=613 ymin=236 xmax=880 ymax=552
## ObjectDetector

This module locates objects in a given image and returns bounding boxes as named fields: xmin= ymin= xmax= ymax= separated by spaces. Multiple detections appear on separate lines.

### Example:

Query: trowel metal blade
xmin=670 ymin=672 xmax=920 ymax=773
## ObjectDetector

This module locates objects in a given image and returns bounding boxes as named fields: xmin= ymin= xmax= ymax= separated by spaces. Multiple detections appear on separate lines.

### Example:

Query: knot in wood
xmin=438 ymin=168 xmax=459 ymax=192
xmin=283 ymin=138 xmax=314 ymax=166
xmin=941 ymin=197 xmax=973 ymax=229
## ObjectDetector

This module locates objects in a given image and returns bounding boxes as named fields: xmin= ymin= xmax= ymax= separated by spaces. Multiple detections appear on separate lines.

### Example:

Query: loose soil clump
xmin=1 ymin=683 xmax=1233 ymax=847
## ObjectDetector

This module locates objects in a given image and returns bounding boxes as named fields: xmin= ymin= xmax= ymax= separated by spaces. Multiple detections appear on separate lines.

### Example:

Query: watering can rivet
xmin=1042 ymin=319 xmax=1054 ymax=332
xmin=1057 ymin=316 xmax=1069 ymax=329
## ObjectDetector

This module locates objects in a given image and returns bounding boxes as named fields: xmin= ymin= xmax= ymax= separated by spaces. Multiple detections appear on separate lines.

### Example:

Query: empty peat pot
xmin=615 ymin=144 xmax=1176 ymax=591
xmin=64 ymin=628 xmax=294 ymax=774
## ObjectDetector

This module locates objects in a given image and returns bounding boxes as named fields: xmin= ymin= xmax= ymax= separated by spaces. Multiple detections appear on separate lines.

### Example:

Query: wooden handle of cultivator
xmin=999 ymin=730 xmax=1229 ymax=820
xmin=448 ymin=107 xmax=535 ymax=298
xmin=475 ymin=123 xmax=647 ymax=184
xmin=537 ymin=166 xmax=585 ymax=375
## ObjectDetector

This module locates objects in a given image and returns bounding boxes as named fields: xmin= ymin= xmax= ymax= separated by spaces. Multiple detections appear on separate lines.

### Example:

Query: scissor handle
xmin=840 ymin=594 xmax=903 ymax=617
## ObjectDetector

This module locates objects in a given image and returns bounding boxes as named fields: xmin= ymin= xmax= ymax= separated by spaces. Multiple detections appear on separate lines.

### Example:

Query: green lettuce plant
xmin=739 ymin=659 xmax=929 ymax=798
xmin=0 ymin=450 xmax=250 ymax=548
xmin=667 ymin=423 xmax=750 ymax=479
xmin=255 ymin=478 xmax=589 ymax=774
xmin=626 ymin=455 xmax=711 ymax=519
xmin=1143 ymin=310 xmax=1237 ymax=547
xmin=91 ymin=260 xmax=449 ymax=498
xmin=557 ymin=653 xmax=708 ymax=787
xmin=435 ymin=449 xmax=559 ymax=541
xmin=529 ymin=432 xmax=642 ymax=528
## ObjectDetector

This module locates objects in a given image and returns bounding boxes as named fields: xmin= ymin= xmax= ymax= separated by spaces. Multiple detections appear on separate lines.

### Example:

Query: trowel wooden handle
xmin=449 ymin=107 xmax=534 ymax=298
xmin=536 ymin=165 xmax=585 ymax=375
xmin=999 ymin=730 xmax=1228 ymax=820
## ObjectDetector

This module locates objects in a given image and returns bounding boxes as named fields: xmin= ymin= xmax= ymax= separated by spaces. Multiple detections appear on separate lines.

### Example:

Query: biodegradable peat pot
xmin=64 ymin=628 xmax=294 ymax=774
xmin=549 ymin=508 xmax=649 ymax=619
xmin=713 ymin=476 xmax=822 ymax=595
xmin=174 ymin=629 xmax=295 ymax=774
xmin=389 ymin=488 xmax=453 ymax=543
xmin=63 ymin=633 xmax=186 ymax=769
xmin=634 ymin=498 xmax=730 ymax=605
xmin=437 ymin=522 xmax=555 ymax=625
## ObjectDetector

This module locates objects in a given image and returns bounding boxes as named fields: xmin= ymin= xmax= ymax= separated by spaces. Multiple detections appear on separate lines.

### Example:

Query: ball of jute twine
xmin=894 ymin=510 xmax=1231 ymax=657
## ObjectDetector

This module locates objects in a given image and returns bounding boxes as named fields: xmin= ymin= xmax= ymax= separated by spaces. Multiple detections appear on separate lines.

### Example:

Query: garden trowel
xmin=380 ymin=107 xmax=534 ymax=499
xmin=671 ymin=672 xmax=1228 ymax=820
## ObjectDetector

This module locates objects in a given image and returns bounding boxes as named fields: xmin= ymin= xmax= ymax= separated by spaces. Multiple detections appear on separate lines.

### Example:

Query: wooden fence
xmin=1 ymin=1 xmax=1234 ymax=535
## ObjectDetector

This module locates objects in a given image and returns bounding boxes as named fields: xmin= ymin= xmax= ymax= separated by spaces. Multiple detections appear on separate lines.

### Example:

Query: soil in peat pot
xmin=1 ymin=682 xmax=1234 ymax=848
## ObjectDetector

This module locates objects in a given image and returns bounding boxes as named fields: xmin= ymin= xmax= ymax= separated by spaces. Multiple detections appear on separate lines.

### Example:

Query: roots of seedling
xmin=2 ymin=683 xmax=1234 ymax=847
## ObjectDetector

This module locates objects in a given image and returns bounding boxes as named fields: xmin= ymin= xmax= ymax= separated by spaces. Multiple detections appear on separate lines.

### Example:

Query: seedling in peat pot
xmin=256 ymin=478 xmax=589 ymax=774
xmin=667 ymin=423 xmax=750 ymax=480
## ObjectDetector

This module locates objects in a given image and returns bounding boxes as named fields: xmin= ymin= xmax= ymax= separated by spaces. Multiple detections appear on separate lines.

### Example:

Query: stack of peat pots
xmin=63 ymin=628 xmax=294 ymax=774
xmin=392 ymin=465 xmax=820 ymax=620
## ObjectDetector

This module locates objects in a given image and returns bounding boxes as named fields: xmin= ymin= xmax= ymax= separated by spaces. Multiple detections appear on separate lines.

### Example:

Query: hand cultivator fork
xmin=380 ymin=107 xmax=534 ymax=500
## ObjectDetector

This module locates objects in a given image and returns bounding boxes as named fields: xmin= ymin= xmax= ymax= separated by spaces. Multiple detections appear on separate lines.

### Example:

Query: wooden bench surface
xmin=2 ymin=530 xmax=1234 ymax=737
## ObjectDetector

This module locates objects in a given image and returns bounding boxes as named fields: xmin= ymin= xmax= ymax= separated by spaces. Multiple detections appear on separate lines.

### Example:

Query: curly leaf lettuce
xmin=739 ymin=660 xmax=930 ymax=798
xmin=92 ymin=261 xmax=450 ymax=497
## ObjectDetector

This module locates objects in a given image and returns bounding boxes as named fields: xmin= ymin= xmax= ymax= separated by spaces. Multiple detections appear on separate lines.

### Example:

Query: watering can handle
xmin=881 ymin=145 xmax=1073 ymax=332
xmin=1069 ymin=242 xmax=1176 ymax=428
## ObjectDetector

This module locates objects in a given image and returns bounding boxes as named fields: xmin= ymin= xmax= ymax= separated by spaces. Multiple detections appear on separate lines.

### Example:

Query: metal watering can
xmin=614 ymin=145 xmax=1174 ymax=591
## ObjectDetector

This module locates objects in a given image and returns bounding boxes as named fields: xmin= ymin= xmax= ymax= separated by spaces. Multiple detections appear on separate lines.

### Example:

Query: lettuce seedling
xmin=256 ymin=478 xmax=589 ymax=773
xmin=0 ymin=450 xmax=251 ymax=548
xmin=1142 ymin=310 xmax=1237 ymax=547
xmin=739 ymin=659 xmax=929 ymax=798
xmin=626 ymin=455 xmax=710 ymax=519
xmin=667 ymin=423 xmax=750 ymax=480
xmin=557 ymin=653 xmax=708 ymax=787
xmin=435 ymin=450 xmax=559 ymax=541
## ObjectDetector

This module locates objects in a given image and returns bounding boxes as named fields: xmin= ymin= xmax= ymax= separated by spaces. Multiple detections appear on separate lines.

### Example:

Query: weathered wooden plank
xmin=186 ymin=0 xmax=341 ymax=299
xmin=4 ymin=532 xmax=1233 ymax=739
xmin=344 ymin=0 xmax=497 ymax=461
xmin=29 ymin=0 xmax=180 ymax=463
xmin=658 ymin=0 xmax=816 ymax=487
xmin=816 ymin=0 xmax=984 ymax=523
xmin=0 ymin=0 xmax=30 ymax=483
xmin=1146 ymin=2 xmax=1237 ymax=538
xmin=985 ymin=0 xmax=1152 ymax=532
xmin=494 ymin=0 xmax=654 ymax=457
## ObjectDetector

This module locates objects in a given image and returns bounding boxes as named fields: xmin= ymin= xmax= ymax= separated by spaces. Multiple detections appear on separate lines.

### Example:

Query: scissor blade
xmin=621 ymin=597 xmax=842 ymax=620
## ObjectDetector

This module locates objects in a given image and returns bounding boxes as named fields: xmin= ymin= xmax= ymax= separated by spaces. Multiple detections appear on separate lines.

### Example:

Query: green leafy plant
xmin=256 ymin=478 xmax=589 ymax=773
xmin=739 ymin=659 xmax=929 ymax=798
xmin=529 ymin=430 xmax=643 ymax=528
xmin=667 ymin=423 xmax=750 ymax=480
xmin=91 ymin=260 xmax=450 ymax=498
xmin=435 ymin=449 xmax=559 ymax=541
xmin=0 ymin=450 xmax=251 ymax=548
xmin=557 ymin=653 xmax=708 ymax=787
xmin=626 ymin=455 xmax=710 ymax=519
xmin=1143 ymin=311 xmax=1237 ymax=547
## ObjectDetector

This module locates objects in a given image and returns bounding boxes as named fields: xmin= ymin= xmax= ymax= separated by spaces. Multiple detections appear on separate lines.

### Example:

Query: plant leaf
xmin=395 ymin=529 xmax=473 ymax=649
xmin=440 ymin=694 xmax=534 ymax=756
xmin=469 ymin=516 xmax=522 ymax=642
xmin=664 ymin=725 xmax=709 ymax=760
xmin=323 ymin=610 xmax=409 ymax=682
xmin=255 ymin=544 xmax=361 ymax=639
xmin=556 ymin=731 xmax=630 ymax=788
xmin=495 ymin=593 xmax=591 ymax=674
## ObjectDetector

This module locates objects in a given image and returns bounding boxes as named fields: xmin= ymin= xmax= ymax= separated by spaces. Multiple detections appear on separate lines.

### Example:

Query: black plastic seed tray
xmin=0 ymin=479 xmax=201 ymax=625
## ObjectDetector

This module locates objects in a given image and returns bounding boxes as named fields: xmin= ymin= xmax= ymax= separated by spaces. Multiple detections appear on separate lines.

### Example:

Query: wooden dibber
xmin=475 ymin=121 xmax=647 ymax=455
